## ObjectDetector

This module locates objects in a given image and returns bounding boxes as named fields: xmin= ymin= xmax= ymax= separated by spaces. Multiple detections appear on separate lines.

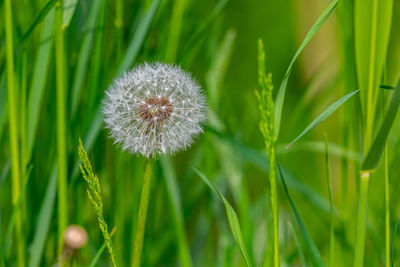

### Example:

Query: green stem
xmin=324 ymin=134 xmax=334 ymax=267
xmin=54 ymin=0 xmax=68 ymax=253
xmin=131 ymin=158 xmax=154 ymax=267
xmin=353 ymin=172 xmax=370 ymax=267
xmin=5 ymin=0 xmax=24 ymax=263
xmin=269 ymin=146 xmax=279 ymax=267
xmin=4 ymin=0 xmax=25 ymax=265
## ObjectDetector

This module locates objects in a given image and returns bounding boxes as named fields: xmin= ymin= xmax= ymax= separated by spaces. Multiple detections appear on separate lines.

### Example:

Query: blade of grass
xmin=117 ymin=0 xmax=160 ymax=74
xmin=178 ymin=0 xmax=229 ymax=64
xmin=361 ymin=83 xmax=400 ymax=170
xmin=277 ymin=141 xmax=362 ymax=163
xmin=160 ymin=156 xmax=192 ymax=267
xmin=277 ymin=161 xmax=325 ymax=267
xmin=28 ymin=167 xmax=57 ymax=267
xmin=27 ymin=9 xmax=54 ymax=157
xmin=18 ymin=0 xmax=57 ymax=46
xmin=274 ymin=0 xmax=338 ymax=138
xmin=194 ymin=167 xmax=252 ymax=267
xmin=4 ymin=0 xmax=25 ymax=264
xmin=355 ymin=0 xmax=393 ymax=153
xmin=166 ymin=0 xmax=186 ymax=62
xmin=324 ymin=134 xmax=334 ymax=267
xmin=70 ymin=0 xmax=102 ymax=117
xmin=289 ymin=223 xmax=308 ymax=267
xmin=62 ymin=0 xmax=78 ymax=28
xmin=286 ymin=89 xmax=360 ymax=149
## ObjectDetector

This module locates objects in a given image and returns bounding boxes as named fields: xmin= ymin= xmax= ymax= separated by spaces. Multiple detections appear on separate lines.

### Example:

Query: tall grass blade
xmin=286 ymin=89 xmax=360 ymax=149
xmin=355 ymin=0 xmax=393 ymax=151
xmin=161 ymin=156 xmax=192 ymax=267
xmin=324 ymin=134 xmax=334 ymax=267
xmin=28 ymin=168 xmax=57 ymax=267
xmin=117 ymin=0 xmax=160 ymax=74
xmin=4 ymin=0 xmax=25 ymax=264
xmin=27 ymin=9 xmax=54 ymax=156
xmin=277 ymin=162 xmax=325 ymax=267
xmin=274 ymin=0 xmax=338 ymax=138
xmin=178 ymin=0 xmax=229 ymax=64
xmin=194 ymin=167 xmax=253 ymax=267
xmin=289 ymin=223 xmax=307 ymax=267
xmin=62 ymin=0 xmax=78 ymax=28
xmin=19 ymin=0 xmax=57 ymax=45
xmin=70 ymin=0 xmax=102 ymax=117
xmin=362 ymin=83 xmax=400 ymax=170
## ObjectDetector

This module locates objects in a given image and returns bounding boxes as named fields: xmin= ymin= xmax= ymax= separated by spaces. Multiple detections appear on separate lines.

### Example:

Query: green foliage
xmin=78 ymin=139 xmax=117 ymax=267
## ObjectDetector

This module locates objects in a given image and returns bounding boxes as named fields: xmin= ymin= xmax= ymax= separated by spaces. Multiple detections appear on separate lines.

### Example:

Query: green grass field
xmin=1 ymin=0 xmax=400 ymax=266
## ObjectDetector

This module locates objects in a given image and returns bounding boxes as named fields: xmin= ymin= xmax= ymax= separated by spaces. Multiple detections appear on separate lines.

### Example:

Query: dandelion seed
xmin=103 ymin=62 xmax=207 ymax=158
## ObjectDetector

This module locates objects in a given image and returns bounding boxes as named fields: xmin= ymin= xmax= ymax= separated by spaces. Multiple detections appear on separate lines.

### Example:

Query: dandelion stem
xmin=54 ymin=0 xmax=68 ymax=253
xmin=4 ymin=0 xmax=25 ymax=264
xmin=131 ymin=158 xmax=154 ymax=267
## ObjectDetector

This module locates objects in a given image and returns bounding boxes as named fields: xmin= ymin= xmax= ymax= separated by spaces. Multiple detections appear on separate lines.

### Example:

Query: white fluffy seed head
xmin=103 ymin=63 xmax=207 ymax=158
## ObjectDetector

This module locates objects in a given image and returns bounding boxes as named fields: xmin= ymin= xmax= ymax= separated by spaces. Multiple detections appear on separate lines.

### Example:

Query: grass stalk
xmin=353 ymin=171 xmax=370 ymax=267
xmin=131 ymin=158 xmax=155 ymax=267
xmin=384 ymin=132 xmax=390 ymax=267
xmin=324 ymin=134 xmax=334 ymax=267
xmin=256 ymin=39 xmax=279 ymax=267
xmin=384 ymin=90 xmax=390 ymax=267
xmin=4 ymin=0 xmax=25 ymax=265
xmin=166 ymin=0 xmax=185 ymax=61
xmin=54 ymin=0 xmax=68 ymax=253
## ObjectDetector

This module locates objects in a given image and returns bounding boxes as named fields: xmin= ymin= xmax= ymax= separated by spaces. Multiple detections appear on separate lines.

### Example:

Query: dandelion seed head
xmin=103 ymin=63 xmax=207 ymax=158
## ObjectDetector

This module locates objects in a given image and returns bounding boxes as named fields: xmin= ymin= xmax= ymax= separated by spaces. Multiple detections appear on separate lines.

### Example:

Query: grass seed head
xmin=103 ymin=62 xmax=207 ymax=158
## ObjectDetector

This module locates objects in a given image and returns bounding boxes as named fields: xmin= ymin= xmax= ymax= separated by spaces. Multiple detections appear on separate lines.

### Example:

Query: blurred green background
xmin=1 ymin=0 xmax=400 ymax=266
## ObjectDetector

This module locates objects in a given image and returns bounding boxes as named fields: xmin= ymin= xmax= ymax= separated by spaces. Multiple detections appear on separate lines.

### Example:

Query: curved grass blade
xmin=277 ymin=162 xmax=325 ymax=267
xmin=27 ymin=9 xmax=54 ymax=157
xmin=274 ymin=0 xmax=338 ymax=138
xmin=178 ymin=0 xmax=229 ymax=64
xmin=70 ymin=0 xmax=103 ymax=117
xmin=286 ymin=89 xmax=360 ymax=149
xmin=289 ymin=223 xmax=308 ymax=267
xmin=193 ymin=167 xmax=253 ymax=267
xmin=277 ymin=141 xmax=362 ymax=163
xmin=161 ymin=156 xmax=192 ymax=267
xmin=18 ymin=0 xmax=57 ymax=46
xmin=62 ymin=0 xmax=78 ymax=28
xmin=28 ymin=167 xmax=57 ymax=267
xmin=117 ymin=0 xmax=160 ymax=74
xmin=362 ymin=83 xmax=400 ymax=170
